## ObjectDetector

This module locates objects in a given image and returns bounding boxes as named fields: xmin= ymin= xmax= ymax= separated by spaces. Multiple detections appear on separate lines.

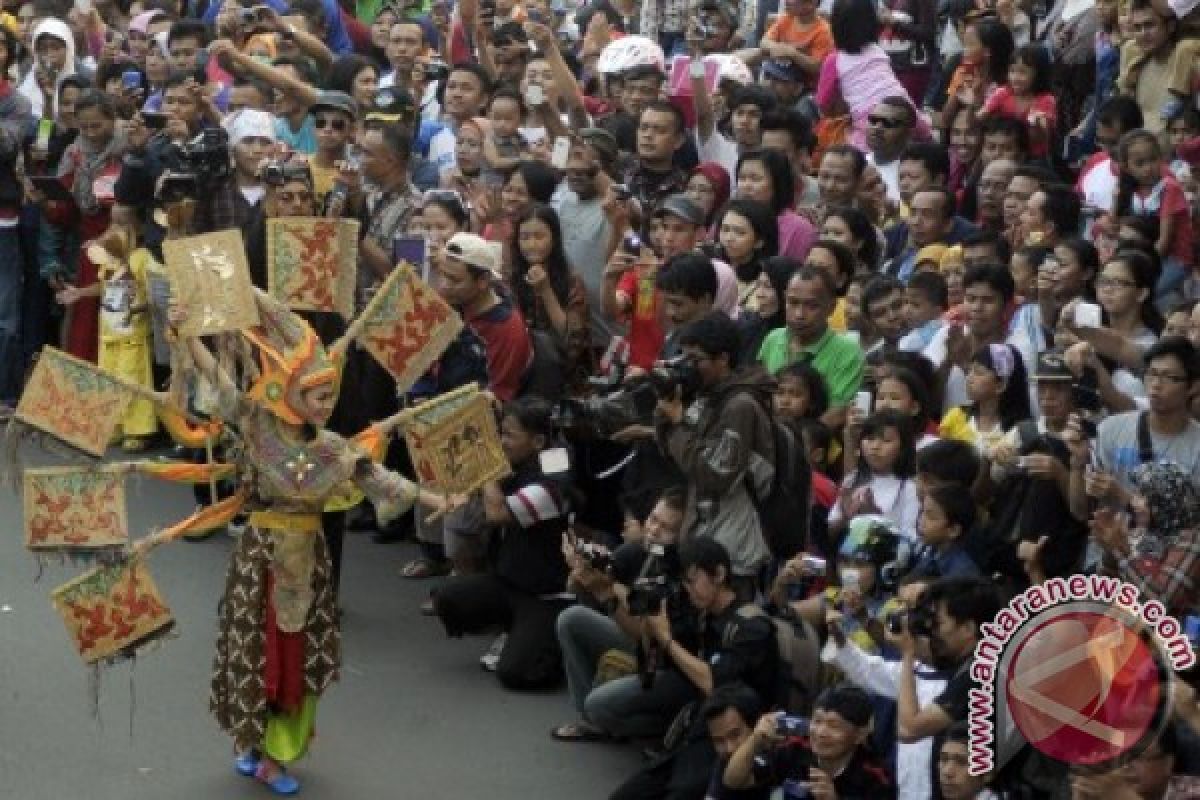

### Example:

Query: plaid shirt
xmin=1117 ymin=527 xmax=1200 ymax=618
xmin=640 ymin=0 xmax=688 ymax=38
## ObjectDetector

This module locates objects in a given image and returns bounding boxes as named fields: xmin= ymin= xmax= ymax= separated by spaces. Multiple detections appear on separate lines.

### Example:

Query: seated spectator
xmin=609 ymin=538 xmax=778 ymax=800
xmin=908 ymin=484 xmax=981 ymax=577
xmin=822 ymin=575 xmax=945 ymax=798
xmin=552 ymin=488 xmax=697 ymax=743
xmin=432 ymin=397 xmax=573 ymax=689
xmin=700 ymin=685 xmax=768 ymax=800
xmin=722 ymin=685 xmax=893 ymax=797
xmin=896 ymin=577 xmax=1004 ymax=742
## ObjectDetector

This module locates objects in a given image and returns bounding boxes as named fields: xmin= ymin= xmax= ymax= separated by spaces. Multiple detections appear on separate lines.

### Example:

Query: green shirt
xmin=757 ymin=327 xmax=865 ymax=407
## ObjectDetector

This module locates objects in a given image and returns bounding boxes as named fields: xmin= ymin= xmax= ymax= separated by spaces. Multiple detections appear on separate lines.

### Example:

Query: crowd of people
xmin=3 ymin=0 xmax=1200 ymax=794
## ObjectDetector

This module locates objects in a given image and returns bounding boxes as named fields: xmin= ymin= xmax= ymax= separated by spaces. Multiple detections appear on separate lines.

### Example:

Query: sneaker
xmin=234 ymin=751 xmax=260 ymax=777
xmin=480 ymin=633 xmax=508 ymax=672
xmin=1162 ymin=96 xmax=1185 ymax=122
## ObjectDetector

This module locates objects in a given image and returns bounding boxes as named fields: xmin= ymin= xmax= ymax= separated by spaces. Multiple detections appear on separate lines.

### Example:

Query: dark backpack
xmin=734 ymin=605 xmax=822 ymax=714
xmin=740 ymin=397 xmax=812 ymax=562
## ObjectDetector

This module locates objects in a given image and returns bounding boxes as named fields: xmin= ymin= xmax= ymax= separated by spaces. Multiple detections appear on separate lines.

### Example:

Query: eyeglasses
xmin=315 ymin=116 xmax=349 ymax=130
xmin=867 ymin=115 xmax=905 ymax=129
xmin=1095 ymin=275 xmax=1138 ymax=290
xmin=1144 ymin=369 xmax=1189 ymax=384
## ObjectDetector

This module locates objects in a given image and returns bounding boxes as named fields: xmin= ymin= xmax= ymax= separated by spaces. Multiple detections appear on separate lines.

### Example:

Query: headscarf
xmin=713 ymin=259 xmax=740 ymax=320
xmin=1130 ymin=462 xmax=1200 ymax=558
xmin=58 ymin=126 xmax=127 ymax=216
xmin=17 ymin=19 xmax=77 ymax=117
xmin=691 ymin=162 xmax=731 ymax=226
xmin=224 ymin=109 xmax=277 ymax=144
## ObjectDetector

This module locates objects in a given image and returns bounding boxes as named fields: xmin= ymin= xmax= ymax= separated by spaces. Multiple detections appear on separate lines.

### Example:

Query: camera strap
xmin=1136 ymin=412 xmax=1156 ymax=465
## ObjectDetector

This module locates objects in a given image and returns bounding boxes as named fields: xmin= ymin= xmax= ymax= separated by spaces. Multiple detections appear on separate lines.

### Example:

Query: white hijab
xmin=18 ymin=18 xmax=78 ymax=118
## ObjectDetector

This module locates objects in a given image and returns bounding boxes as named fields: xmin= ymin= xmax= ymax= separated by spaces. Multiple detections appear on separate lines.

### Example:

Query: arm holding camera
xmin=895 ymin=615 xmax=951 ymax=742
xmin=525 ymin=21 xmax=590 ymax=132
xmin=1063 ymin=341 xmax=1137 ymax=413
xmin=255 ymin=7 xmax=335 ymax=69
xmin=723 ymin=710 xmax=784 ymax=790
xmin=645 ymin=604 xmax=715 ymax=695
xmin=209 ymin=39 xmax=320 ymax=109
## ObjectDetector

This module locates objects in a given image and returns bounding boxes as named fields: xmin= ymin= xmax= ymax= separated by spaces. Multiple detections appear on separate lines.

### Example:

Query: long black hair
xmin=831 ymin=0 xmax=881 ymax=54
xmin=824 ymin=205 xmax=880 ymax=269
xmin=714 ymin=197 xmax=780 ymax=282
xmin=736 ymin=148 xmax=796 ymax=215
xmin=971 ymin=16 xmax=1015 ymax=87
xmin=511 ymin=204 xmax=572 ymax=326
xmin=970 ymin=343 xmax=1032 ymax=430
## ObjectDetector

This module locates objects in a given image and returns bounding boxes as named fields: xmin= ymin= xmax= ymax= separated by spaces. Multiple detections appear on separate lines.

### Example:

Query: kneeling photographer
xmin=655 ymin=311 xmax=776 ymax=598
xmin=609 ymin=539 xmax=778 ymax=800
xmin=723 ymin=685 xmax=892 ymax=799
xmin=552 ymin=488 xmax=701 ymax=743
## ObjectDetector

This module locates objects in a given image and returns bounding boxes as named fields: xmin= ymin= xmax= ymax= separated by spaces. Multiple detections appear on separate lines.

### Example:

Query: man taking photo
xmin=656 ymin=311 xmax=775 ymax=595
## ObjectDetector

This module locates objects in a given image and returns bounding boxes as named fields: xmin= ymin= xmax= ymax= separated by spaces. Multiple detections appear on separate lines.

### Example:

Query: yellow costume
xmin=95 ymin=238 xmax=157 ymax=440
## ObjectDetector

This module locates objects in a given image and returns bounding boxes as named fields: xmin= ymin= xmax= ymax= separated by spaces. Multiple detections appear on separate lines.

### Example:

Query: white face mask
xmin=838 ymin=567 xmax=862 ymax=592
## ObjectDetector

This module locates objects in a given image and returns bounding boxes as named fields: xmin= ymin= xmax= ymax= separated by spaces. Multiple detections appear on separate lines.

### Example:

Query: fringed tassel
xmin=29 ymin=547 xmax=127 ymax=582
xmin=2 ymin=420 xmax=100 ymax=493
xmin=81 ymin=623 xmax=178 ymax=737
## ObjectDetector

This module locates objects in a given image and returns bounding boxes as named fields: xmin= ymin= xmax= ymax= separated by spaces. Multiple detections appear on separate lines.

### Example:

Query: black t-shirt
xmin=495 ymin=458 xmax=571 ymax=595
xmin=702 ymin=602 xmax=778 ymax=703
xmin=756 ymin=742 xmax=893 ymax=799
xmin=706 ymin=764 xmax=770 ymax=800
xmin=611 ymin=540 xmax=702 ymax=654
xmin=934 ymin=660 xmax=973 ymax=723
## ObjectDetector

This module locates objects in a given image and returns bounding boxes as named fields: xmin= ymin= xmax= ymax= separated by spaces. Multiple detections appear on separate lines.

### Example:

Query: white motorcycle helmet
xmin=596 ymin=35 xmax=666 ymax=76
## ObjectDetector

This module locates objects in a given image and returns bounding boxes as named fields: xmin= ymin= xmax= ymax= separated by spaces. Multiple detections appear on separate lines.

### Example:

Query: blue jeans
xmin=0 ymin=227 xmax=24 ymax=406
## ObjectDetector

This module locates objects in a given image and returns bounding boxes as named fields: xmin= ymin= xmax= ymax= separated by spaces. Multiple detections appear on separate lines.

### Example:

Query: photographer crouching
xmin=723 ymin=685 xmax=893 ymax=799
xmin=552 ymin=488 xmax=700 ymax=743
xmin=655 ymin=311 xmax=776 ymax=600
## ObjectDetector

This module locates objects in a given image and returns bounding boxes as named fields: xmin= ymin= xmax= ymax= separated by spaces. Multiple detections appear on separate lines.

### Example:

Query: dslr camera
xmin=886 ymin=600 xmax=935 ymax=638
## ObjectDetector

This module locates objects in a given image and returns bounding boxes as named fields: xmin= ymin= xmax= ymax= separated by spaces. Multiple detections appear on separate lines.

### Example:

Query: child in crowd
xmin=898 ymin=270 xmax=948 ymax=355
xmin=774 ymin=360 xmax=832 ymax=422
xmin=484 ymin=88 xmax=526 ymax=177
xmin=1114 ymin=129 xmax=1194 ymax=309
xmin=939 ymin=343 xmax=1032 ymax=460
xmin=830 ymin=409 xmax=920 ymax=543
xmin=55 ymin=220 xmax=157 ymax=450
xmin=909 ymin=484 xmax=981 ymax=577
xmin=874 ymin=366 xmax=938 ymax=449
xmin=980 ymin=43 xmax=1057 ymax=159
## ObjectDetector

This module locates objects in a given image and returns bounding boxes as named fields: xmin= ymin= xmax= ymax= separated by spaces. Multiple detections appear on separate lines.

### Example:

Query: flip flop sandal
xmin=400 ymin=558 xmax=451 ymax=579
xmin=550 ymin=722 xmax=610 ymax=742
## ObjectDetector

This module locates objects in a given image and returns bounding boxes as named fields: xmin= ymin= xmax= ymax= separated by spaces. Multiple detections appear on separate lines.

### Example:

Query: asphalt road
xmin=0 ymin=446 xmax=640 ymax=799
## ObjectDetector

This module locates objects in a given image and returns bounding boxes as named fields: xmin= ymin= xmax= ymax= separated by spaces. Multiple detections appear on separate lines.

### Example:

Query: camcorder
xmin=552 ymin=356 xmax=700 ymax=438
xmin=886 ymin=601 xmax=935 ymax=638
xmin=159 ymin=129 xmax=232 ymax=201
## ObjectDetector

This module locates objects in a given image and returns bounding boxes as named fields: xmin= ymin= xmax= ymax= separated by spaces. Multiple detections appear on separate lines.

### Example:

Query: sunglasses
xmin=867 ymin=115 xmax=905 ymax=129
xmin=315 ymin=116 xmax=349 ymax=131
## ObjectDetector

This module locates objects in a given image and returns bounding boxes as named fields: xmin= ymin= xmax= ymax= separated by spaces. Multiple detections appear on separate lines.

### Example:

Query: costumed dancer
xmin=150 ymin=290 xmax=450 ymax=795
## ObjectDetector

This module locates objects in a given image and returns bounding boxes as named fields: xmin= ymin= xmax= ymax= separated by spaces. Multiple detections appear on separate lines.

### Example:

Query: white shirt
xmin=868 ymin=154 xmax=902 ymax=207
xmin=828 ymin=472 xmax=920 ymax=541
xmin=1079 ymin=155 xmax=1119 ymax=216
xmin=822 ymin=639 xmax=947 ymax=800
xmin=696 ymin=129 xmax=740 ymax=181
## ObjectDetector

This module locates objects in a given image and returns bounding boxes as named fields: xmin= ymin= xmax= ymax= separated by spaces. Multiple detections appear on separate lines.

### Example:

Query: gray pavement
xmin=0 ymin=448 xmax=640 ymax=799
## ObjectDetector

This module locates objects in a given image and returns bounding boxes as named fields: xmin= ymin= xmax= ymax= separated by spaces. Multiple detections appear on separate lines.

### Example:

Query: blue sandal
xmin=234 ymin=751 xmax=260 ymax=777
xmin=255 ymin=763 xmax=301 ymax=795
